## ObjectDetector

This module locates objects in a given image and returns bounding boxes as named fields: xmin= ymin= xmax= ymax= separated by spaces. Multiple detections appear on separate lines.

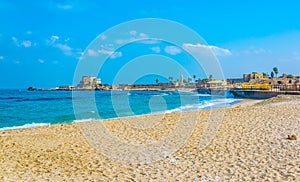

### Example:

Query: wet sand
xmin=0 ymin=95 xmax=299 ymax=181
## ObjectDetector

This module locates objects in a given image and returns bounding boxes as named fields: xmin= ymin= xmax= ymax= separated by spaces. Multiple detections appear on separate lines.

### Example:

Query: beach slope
xmin=0 ymin=95 xmax=299 ymax=181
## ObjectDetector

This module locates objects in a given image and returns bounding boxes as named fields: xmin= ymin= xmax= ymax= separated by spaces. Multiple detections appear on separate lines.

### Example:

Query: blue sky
xmin=0 ymin=0 xmax=300 ymax=88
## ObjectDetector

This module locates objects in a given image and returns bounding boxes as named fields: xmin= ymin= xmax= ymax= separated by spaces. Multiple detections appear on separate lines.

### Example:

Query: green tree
xmin=168 ymin=76 xmax=173 ymax=83
xmin=155 ymin=78 xmax=159 ymax=84
xmin=193 ymin=75 xmax=196 ymax=82
xmin=273 ymin=67 xmax=278 ymax=77
xmin=271 ymin=71 xmax=274 ymax=79
xmin=202 ymin=78 xmax=208 ymax=83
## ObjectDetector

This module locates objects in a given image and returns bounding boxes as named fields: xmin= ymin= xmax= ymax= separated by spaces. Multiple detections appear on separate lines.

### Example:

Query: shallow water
xmin=0 ymin=89 xmax=240 ymax=130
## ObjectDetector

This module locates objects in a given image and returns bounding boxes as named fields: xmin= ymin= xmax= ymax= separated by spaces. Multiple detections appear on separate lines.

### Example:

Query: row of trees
xmin=255 ymin=67 xmax=294 ymax=79
xmin=254 ymin=67 xmax=279 ymax=79
xmin=252 ymin=67 xmax=278 ymax=78
xmin=270 ymin=67 xmax=295 ymax=78
xmin=156 ymin=67 xmax=297 ymax=84
xmin=156 ymin=74 xmax=213 ymax=84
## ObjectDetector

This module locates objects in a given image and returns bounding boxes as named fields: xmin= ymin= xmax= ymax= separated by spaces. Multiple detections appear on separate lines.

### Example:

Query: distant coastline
xmin=27 ymin=72 xmax=300 ymax=99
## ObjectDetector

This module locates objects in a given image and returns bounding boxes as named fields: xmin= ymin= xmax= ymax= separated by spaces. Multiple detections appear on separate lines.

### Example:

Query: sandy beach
xmin=0 ymin=95 xmax=299 ymax=181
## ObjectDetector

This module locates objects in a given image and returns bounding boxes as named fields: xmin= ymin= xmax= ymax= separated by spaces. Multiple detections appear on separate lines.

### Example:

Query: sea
xmin=0 ymin=89 xmax=241 ymax=131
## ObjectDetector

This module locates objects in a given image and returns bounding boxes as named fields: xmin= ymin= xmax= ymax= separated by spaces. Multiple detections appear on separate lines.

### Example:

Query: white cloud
xmin=38 ymin=59 xmax=45 ymax=64
xmin=97 ymin=49 xmax=122 ymax=59
xmin=100 ymin=44 xmax=114 ymax=49
xmin=150 ymin=46 xmax=161 ymax=53
xmin=139 ymin=33 xmax=147 ymax=38
xmin=46 ymin=35 xmax=60 ymax=46
xmin=87 ymin=49 xmax=99 ymax=56
xmin=12 ymin=37 xmax=34 ymax=48
xmin=47 ymin=35 xmax=80 ymax=57
xmin=130 ymin=30 xmax=137 ymax=36
xmin=51 ymin=35 xmax=59 ymax=42
xmin=164 ymin=46 xmax=182 ymax=55
xmin=57 ymin=4 xmax=72 ymax=10
xmin=115 ymin=38 xmax=138 ymax=44
xmin=22 ymin=40 xmax=32 ymax=48
xmin=12 ymin=37 xmax=18 ymax=45
xmin=55 ymin=43 xmax=71 ymax=51
xmin=46 ymin=35 xmax=82 ymax=57
xmin=115 ymin=32 xmax=149 ymax=45
xmin=110 ymin=52 xmax=122 ymax=59
xmin=54 ymin=43 xmax=73 ymax=56
xmin=183 ymin=43 xmax=231 ymax=56
xmin=98 ymin=49 xmax=113 ymax=55
xmin=139 ymin=39 xmax=161 ymax=44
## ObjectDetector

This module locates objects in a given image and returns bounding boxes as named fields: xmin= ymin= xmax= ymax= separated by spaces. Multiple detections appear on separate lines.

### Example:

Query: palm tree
xmin=193 ymin=75 xmax=196 ymax=82
xmin=273 ymin=67 xmax=278 ymax=78
xmin=155 ymin=78 xmax=159 ymax=84
xmin=271 ymin=71 xmax=274 ymax=79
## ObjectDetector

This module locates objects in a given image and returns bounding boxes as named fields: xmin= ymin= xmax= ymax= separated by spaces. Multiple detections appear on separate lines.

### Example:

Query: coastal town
xmin=3 ymin=1 xmax=300 ymax=181
xmin=28 ymin=67 xmax=300 ymax=98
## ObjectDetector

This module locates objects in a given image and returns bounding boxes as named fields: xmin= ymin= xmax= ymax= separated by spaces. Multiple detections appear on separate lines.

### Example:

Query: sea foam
xmin=0 ymin=122 xmax=50 ymax=131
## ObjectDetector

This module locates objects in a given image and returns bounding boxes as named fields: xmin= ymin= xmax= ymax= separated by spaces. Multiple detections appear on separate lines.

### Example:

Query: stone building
xmin=243 ymin=73 xmax=268 ymax=83
xmin=76 ymin=76 xmax=101 ymax=89
xmin=263 ymin=74 xmax=300 ymax=85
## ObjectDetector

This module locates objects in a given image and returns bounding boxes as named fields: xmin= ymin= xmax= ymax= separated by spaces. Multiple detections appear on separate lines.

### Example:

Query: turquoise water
xmin=0 ymin=89 xmax=240 ymax=130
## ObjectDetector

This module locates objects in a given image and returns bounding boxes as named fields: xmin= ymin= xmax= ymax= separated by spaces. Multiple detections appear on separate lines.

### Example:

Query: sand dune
xmin=0 ymin=95 xmax=299 ymax=181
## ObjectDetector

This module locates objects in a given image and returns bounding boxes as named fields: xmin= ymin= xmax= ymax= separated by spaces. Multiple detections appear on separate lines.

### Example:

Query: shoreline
xmin=0 ymin=96 xmax=243 ymax=131
xmin=229 ymin=98 xmax=265 ymax=108
xmin=0 ymin=95 xmax=299 ymax=180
